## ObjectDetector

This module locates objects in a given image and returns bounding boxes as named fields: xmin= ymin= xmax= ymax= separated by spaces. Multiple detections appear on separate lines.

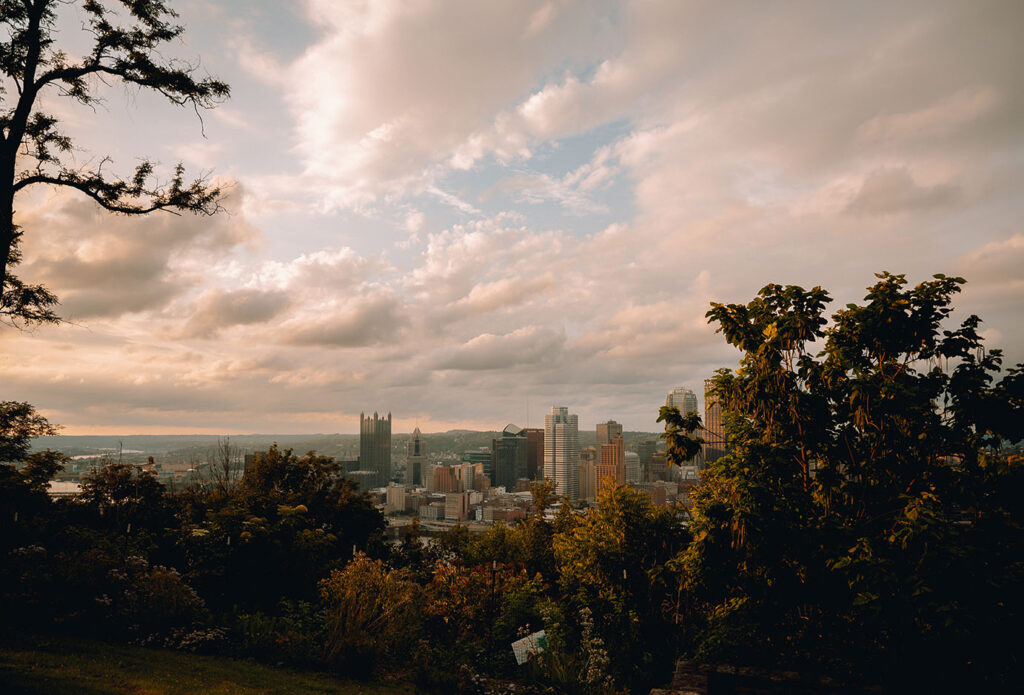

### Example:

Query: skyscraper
xmin=596 ymin=420 xmax=624 ymax=448
xmin=406 ymin=426 xmax=426 ymax=486
xmin=596 ymin=433 xmax=624 ymax=495
xmin=624 ymin=451 xmax=641 ymax=484
xmin=579 ymin=446 xmax=598 ymax=501
xmin=703 ymin=379 xmax=727 ymax=464
xmin=492 ymin=424 xmax=528 ymax=490
xmin=523 ymin=427 xmax=544 ymax=479
xmin=638 ymin=439 xmax=658 ymax=480
xmin=360 ymin=411 xmax=392 ymax=487
xmin=544 ymin=406 xmax=579 ymax=500
xmin=666 ymin=387 xmax=699 ymax=415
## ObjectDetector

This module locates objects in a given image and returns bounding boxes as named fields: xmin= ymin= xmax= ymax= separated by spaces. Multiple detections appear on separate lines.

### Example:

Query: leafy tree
xmin=678 ymin=273 xmax=1024 ymax=689
xmin=0 ymin=0 xmax=229 ymax=325
xmin=554 ymin=483 xmax=687 ymax=690
xmin=180 ymin=445 xmax=385 ymax=611
xmin=0 ymin=399 xmax=57 ymax=461
xmin=0 ymin=401 xmax=64 ymax=552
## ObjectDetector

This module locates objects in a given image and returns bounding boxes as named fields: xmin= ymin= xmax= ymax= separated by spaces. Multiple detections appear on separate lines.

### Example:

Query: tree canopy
xmin=676 ymin=272 xmax=1024 ymax=689
xmin=0 ymin=0 xmax=229 ymax=326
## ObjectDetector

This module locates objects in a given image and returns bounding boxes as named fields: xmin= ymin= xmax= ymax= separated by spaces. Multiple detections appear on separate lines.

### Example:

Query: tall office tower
xmin=666 ymin=387 xmax=699 ymax=415
xmin=596 ymin=433 xmax=625 ymax=495
xmin=492 ymin=424 xmax=528 ymax=490
xmin=461 ymin=449 xmax=494 ymax=481
xmin=454 ymin=462 xmax=476 ymax=491
xmin=647 ymin=450 xmax=669 ymax=482
xmin=638 ymin=440 xmax=658 ymax=480
xmin=625 ymin=451 xmax=641 ymax=484
xmin=431 ymin=464 xmax=458 ymax=493
xmin=523 ymin=427 xmax=544 ymax=479
xmin=360 ymin=411 xmax=392 ymax=487
xmin=406 ymin=426 xmax=426 ymax=486
xmin=579 ymin=446 xmax=598 ymax=501
xmin=596 ymin=420 xmax=624 ymax=448
xmin=703 ymin=378 xmax=727 ymax=464
xmin=544 ymin=406 xmax=579 ymax=500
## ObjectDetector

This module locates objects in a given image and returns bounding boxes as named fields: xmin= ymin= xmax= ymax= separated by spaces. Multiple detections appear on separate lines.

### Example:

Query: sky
xmin=2 ymin=0 xmax=1023 ymax=435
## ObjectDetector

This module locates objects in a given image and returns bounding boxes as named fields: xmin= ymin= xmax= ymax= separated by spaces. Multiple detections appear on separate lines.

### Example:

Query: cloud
xmin=433 ymin=326 xmax=565 ymax=371
xmin=846 ymin=167 xmax=959 ymax=216
xmin=284 ymin=0 xmax=607 ymax=207
xmin=180 ymin=288 xmax=292 ymax=338
xmin=284 ymin=291 xmax=405 ymax=347
xmin=5 ymin=0 xmax=1024 ymax=433
xmin=857 ymin=86 xmax=1000 ymax=143
xmin=17 ymin=185 xmax=258 ymax=320
xmin=954 ymin=234 xmax=1024 ymax=286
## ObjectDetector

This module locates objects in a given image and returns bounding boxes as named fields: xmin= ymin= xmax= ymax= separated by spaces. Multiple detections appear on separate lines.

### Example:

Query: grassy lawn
xmin=0 ymin=636 xmax=415 ymax=695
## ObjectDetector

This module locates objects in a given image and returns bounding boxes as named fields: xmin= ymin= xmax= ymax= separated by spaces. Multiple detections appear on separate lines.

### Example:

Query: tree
xmin=180 ymin=445 xmax=386 ymax=611
xmin=676 ymin=273 xmax=1024 ymax=689
xmin=0 ymin=0 xmax=229 ymax=325
xmin=554 ymin=483 xmax=687 ymax=690
xmin=0 ymin=399 xmax=57 ymax=461
xmin=0 ymin=401 xmax=65 ymax=561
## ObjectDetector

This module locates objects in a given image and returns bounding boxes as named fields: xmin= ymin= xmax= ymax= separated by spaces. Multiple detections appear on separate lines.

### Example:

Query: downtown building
xmin=360 ymin=411 xmax=392 ymax=488
xmin=544 ymin=406 xmax=579 ymax=500
xmin=666 ymin=386 xmax=699 ymax=415
xmin=406 ymin=426 xmax=426 ymax=486
xmin=703 ymin=379 xmax=727 ymax=464
xmin=523 ymin=427 xmax=544 ymax=479
xmin=492 ymin=424 xmax=529 ymax=491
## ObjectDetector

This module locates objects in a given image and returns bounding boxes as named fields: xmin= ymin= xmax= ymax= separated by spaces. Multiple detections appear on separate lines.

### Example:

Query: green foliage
xmin=233 ymin=600 xmax=326 ymax=666
xmin=179 ymin=445 xmax=385 ymax=612
xmin=684 ymin=273 xmax=1024 ymax=688
xmin=0 ymin=400 xmax=59 ymax=462
xmin=320 ymin=554 xmax=423 ymax=678
xmin=554 ymin=483 xmax=687 ymax=689
xmin=658 ymin=406 xmax=703 ymax=464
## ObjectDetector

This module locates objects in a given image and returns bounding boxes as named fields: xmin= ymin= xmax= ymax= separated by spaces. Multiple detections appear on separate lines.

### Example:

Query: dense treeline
xmin=2 ymin=273 xmax=1022 ymax=693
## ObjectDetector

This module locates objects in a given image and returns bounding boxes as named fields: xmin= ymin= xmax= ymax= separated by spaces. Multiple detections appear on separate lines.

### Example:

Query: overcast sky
xmin=2 ymin=0 xmax=1022 ymax=434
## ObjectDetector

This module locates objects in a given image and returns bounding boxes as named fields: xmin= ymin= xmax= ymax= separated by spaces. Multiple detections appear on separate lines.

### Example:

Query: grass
xmin=0 ymin=636 xmax=415 ymax=695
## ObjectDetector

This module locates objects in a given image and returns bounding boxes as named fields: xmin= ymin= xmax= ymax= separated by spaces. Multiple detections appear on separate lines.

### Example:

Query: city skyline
xmin=2 ymin=1 xmax=1022 ymax=435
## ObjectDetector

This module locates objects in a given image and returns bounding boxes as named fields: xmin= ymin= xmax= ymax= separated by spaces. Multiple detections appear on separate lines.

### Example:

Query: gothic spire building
xmin=360 ymin=411 xmax=392 ymax=488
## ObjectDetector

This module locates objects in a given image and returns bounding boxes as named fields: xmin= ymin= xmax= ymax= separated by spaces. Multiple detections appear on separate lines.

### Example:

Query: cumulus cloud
xmin=180 ymin=288 xmax=292 ymax=338
xmin=433 ymin=326 xmax=565 ymax=371
xmin=284 ymin=291 xmax=405 ymax=347
xmin=17 ymin=185 xmax=258 ymax=320
xmin=283 ymin=0 xmax=607 ymax=207
xmin=954 ymin=234 xmax=1024 ymax=286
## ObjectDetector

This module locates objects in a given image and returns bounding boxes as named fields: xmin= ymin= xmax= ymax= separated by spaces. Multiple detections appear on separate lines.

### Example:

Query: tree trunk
xmin=0 ymin=185 xmax=14 ymax=294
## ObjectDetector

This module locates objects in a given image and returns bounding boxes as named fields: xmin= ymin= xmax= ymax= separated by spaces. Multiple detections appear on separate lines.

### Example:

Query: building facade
xmin=666 ymin=387 xmax=699 ymax=415
xmin=596 ymin=420 xmax=624 ymax=448
xmin=596 ymin=433 xmax=625 ymax=495
xmin=579 ymin=446 xmax=597 ymax=501
xmin=492 ymin=424 xmax=528 ymax=490
xmin=703 ymin=379 xmax=727 ymax=464
xmin=625 ymin=451 xmax=641 ymax=484
xmin=406 ymin=426 xmax=426 ymax=486
xmin=523 ymin=427 xmax=544 ymax=479
xmin=360 ymin=411 xmax=392 ymax=487
xmin=544 ymin=406 xmax=579 ymax=500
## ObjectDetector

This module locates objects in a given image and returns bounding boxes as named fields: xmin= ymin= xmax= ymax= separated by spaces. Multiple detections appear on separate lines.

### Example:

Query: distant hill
xmin=33 ymin=428 xmax=665 ymax=462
